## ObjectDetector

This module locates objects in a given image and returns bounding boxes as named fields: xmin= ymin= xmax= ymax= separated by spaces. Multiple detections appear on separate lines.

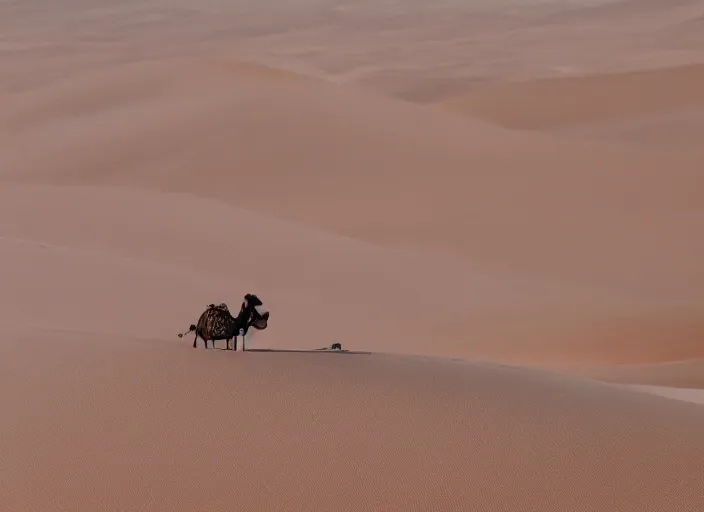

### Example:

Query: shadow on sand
xmin=210 ymin=347 xmax=372 ymax=355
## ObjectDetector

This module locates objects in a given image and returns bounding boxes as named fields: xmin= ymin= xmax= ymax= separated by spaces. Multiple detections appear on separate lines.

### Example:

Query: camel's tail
xmin=177 ymin=324 xmax=197 ymax=338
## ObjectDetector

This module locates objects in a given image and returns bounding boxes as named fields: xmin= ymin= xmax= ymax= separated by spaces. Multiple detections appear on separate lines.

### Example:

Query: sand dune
xmin=628 ymin=384 xmax=704 ymax=405
xmin=3 ymin=0 xmax=704 ymax=98
xmin=437 ymin=63 xmax=704 ymax=151
xmin=559 ymin=359 xmax=704 ymax=389
xmin=2 ymin=336 xmax=704 ymax=512
xmin=1 ymin=57 xmax=702 ymax=364
xmin=2 ymin=0 xmax=704 ymax=510
xmin=439 ymin=63 xmax=704 ymax=130
xmin=3 ymin=59 xmax=703 ymax=295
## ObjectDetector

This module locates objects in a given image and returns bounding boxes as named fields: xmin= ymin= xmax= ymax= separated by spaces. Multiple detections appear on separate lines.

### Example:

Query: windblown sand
xmin=1 ymin=0 xmax=703 ymax=511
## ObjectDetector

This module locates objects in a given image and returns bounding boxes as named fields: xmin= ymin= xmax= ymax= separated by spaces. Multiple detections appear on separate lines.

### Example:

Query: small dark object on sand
xmin=315 ymin=343 xmax=343 ymax=351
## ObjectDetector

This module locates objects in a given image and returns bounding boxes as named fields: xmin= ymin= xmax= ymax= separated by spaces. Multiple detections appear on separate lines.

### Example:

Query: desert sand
xmin=1 ymin=0 xmax=703 ymax=511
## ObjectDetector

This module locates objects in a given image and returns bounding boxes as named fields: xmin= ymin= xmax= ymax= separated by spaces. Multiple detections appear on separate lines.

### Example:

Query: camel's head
xmin=243 ymin=293 xmax=263 ymax=309
xmin=240 ymin=293 xmax=269 ymax=330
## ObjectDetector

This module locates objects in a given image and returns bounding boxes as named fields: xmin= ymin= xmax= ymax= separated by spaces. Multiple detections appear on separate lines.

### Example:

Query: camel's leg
xmin=242 ymin=333 xmax=246 ymax=352
xmin=233 ymin=336 xmax=238 ymax=352
xmin=192 ymin=332 xmax=198 ymax=348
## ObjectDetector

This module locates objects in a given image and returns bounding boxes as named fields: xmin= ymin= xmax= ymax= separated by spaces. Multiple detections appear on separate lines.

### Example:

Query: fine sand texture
xmin=1 ymin=0 xmax=704 ymax=511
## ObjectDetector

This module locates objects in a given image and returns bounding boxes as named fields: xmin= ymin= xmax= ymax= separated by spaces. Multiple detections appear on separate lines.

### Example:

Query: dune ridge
xmin=3 ymin=58 xmax=702 ymax=300
xmin=438 ymin=63 xmax=704 ymax=131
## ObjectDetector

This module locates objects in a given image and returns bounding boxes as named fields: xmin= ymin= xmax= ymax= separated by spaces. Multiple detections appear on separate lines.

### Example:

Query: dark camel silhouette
xmin=178 ymin=293 xmax=269 ymax=350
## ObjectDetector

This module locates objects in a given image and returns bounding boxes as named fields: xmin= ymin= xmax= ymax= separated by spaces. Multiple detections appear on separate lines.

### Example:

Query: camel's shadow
xmin=208 ymin=347 xmax=371 ymax=355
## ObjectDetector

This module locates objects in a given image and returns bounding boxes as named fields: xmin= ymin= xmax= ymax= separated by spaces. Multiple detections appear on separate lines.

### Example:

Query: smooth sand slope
xmin=438 ymin=63 xmax=704 ymax=150
xmin=1 ymin=58 xmax=702 ymax=364
xmin=1 ymin=0 xmax=704 ymax=510
xmin=3 ymin=334 xmax=704 ymax=512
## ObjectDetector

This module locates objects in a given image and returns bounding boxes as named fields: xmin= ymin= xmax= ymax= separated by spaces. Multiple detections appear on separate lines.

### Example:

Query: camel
xmin=178 ymin=293 xmax=269 ymax=350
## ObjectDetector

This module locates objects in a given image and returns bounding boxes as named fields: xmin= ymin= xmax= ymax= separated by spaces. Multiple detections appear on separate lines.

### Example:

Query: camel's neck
xmin=235 ymin=305 xmax=251 ymax=326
